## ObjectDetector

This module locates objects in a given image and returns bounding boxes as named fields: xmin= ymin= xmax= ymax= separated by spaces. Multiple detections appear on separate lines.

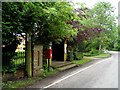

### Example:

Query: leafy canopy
xmin=2 ymin=2 xmax=79 ymax=46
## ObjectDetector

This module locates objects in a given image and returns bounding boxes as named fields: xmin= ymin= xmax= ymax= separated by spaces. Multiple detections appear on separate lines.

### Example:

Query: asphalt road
xmin=27 ymin=51 xmax=118 ymax=89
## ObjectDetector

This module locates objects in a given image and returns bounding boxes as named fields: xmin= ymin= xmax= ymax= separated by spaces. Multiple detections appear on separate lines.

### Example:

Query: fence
xmin=2 ymin=51 xmax=25 ymax=74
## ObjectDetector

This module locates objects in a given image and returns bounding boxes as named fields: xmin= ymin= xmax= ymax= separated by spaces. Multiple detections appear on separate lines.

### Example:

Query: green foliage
xmin=112 ymin=25 xmax=120 ymax=51
xmin=2 ymin=2 xmax=23 ymax=45
xmin=2 ymin=2 xmax=117 ymax=49
xmin=2 ymin=52 xmax=25 ymax=74
xmin=84 ymin=39 xmax=99 ymax=52
xmin=2 ymin=60 xmax=17 ymax=74
xmin=67 ymin=49 xmax=83 ymax=61
xmin=84 ymin=49 xmax=99 ymax=56
xmin=73 ymin=52 xmax=83 ymax=60
xmin=80 ymin=2 xmax=117 ymax=51
xmin=2 ymin=2 xmax=79 ymax=77
xmin=85 ymin=2 xmax=116 ymax=29
xmin=2 ymin=2 xmax=78 ymax=46
xmin=33 ymin=2 xmax=78 ymax=44
xmin=89 ymin=49 xmax=99 ymax=55
xmin=67 ymin=50 xmax=74 ymax=61
xmin=67 ymin=2 xmax=117 ymax=54
xmin=77 ymin=52 xmax=83 ymax=60
xmin=89 ymin=2 xmax=117 ymax=51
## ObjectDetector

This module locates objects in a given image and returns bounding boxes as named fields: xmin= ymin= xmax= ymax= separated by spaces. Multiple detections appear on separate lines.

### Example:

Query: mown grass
xmin=93 ymin=53 xmax=110 ymax=58
xmin=72 ymin=58 xmax=91 ymax=65
xmin=84 ymin=53 xmax=110 ymax=59
xmin=73 ymin=53 xmax=110 ymax=65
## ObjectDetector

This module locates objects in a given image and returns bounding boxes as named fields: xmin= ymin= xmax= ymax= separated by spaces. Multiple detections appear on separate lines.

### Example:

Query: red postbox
xmin=46 ymin=48 xmax=52 ymax=59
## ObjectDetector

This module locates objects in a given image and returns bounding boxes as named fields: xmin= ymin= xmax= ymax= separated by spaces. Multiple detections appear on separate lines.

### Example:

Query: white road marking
xmin=43 ymin=58 xmax=109 ymax=89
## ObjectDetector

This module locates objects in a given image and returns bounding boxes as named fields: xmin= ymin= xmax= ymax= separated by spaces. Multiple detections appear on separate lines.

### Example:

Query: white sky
xmin=71 ymin=0 xmax=119 ymax=16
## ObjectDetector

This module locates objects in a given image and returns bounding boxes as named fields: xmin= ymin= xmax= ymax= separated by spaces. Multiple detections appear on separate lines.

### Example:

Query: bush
xmin=74 ymin=52 xmax=83 ymax=60
xmin=84 ymin=49 xmax=99 ymax=56
xmin=89 ymin=49 xmax=99 ymax=56
xmin=2 ymin=61 xmax=17 ymax=74
xmin=77 ymin=52 xmax=83 ymax=60
xmin=2 ymin=52 xmax=25 ymax=74
xmin=2 ymin=52 xmax=16 ymax=67
xmin=89 ymin=49 xmax=99 ymax=55
xmin=67 ymin=50 xmax=83 ymax=61
xmin=67 ymin=50 xmax=74 ymax=61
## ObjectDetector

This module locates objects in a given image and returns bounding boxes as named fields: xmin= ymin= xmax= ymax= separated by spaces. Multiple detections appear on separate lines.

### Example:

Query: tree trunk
xmin=99 ymin=43 xmax=102 ymax=52
xmin=25 ymin=30 xmax=32 ymax=77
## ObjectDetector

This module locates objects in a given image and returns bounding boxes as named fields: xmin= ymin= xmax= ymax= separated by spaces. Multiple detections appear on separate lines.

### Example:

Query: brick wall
xmin=33 ymin=45 xmax=43 ymax=76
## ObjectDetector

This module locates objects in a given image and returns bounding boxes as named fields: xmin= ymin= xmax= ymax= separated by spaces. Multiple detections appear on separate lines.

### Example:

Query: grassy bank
xmin=2 ymin=77 xmax=40 ymax=89
xmin=73 ymin=58 xmax=91 ymax=65
xmin=73 ymin=53 xmax=110 ymax=65
xmin=2 ymin=69 xmax=58 ymax=89
xmin=93 ymin=53 xmax=110 ymax=58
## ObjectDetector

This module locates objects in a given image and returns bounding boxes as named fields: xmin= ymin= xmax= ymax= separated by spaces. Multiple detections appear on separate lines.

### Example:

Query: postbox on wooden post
xmin=46 ymin=42 xmax=52 ymax=72
xmin=46 ymin=47 xmax=52 ymax=59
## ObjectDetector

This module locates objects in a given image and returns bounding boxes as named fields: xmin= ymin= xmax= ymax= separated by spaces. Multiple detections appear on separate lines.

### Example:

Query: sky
xmin=70 ymin=0 xmax=119 ymax=16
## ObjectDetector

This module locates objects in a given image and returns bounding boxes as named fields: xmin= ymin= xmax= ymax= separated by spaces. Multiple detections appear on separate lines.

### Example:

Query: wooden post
xmin=47 ymin=59 xmax=48 ymax=67
xmin=64 ymin=40 xmax=67 ymax=63
xmin=46 ymin=42 xmax=52 ymax=71
xmin=50 ymin=58 xmax=52 ymax=66
xmin=26 ymin=30 xmax=32 ymax=77
xmin=48 ymin=59 xmax=50 ymax=72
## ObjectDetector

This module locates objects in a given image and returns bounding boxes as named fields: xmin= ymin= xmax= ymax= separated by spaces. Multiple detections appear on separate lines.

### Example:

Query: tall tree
xmin=75 ymin=2 xmax=116 ymax=52
xmin=67 ymin=2 xmax=117 ymax=53
xmin=2 ymin=2 xmax=78 ymax=77
xmin=85 ymin=2 xmax=117 ymax=51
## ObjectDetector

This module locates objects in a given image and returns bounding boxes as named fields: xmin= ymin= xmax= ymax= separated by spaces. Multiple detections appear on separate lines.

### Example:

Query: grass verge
xmin=2 ymin=69 xmax=58 ymax=89
xmin=84 ymin=53 xmax=110 ymax=59
xmin=73 ymin=53 xmax=110 ymax=65
xmin=93 ymin=53 xmax=110 ymax=58
xmin=2 ymin=77 xmax=40 ymax=89
xmin=72 ymin=58 xmax=91 ymax=65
